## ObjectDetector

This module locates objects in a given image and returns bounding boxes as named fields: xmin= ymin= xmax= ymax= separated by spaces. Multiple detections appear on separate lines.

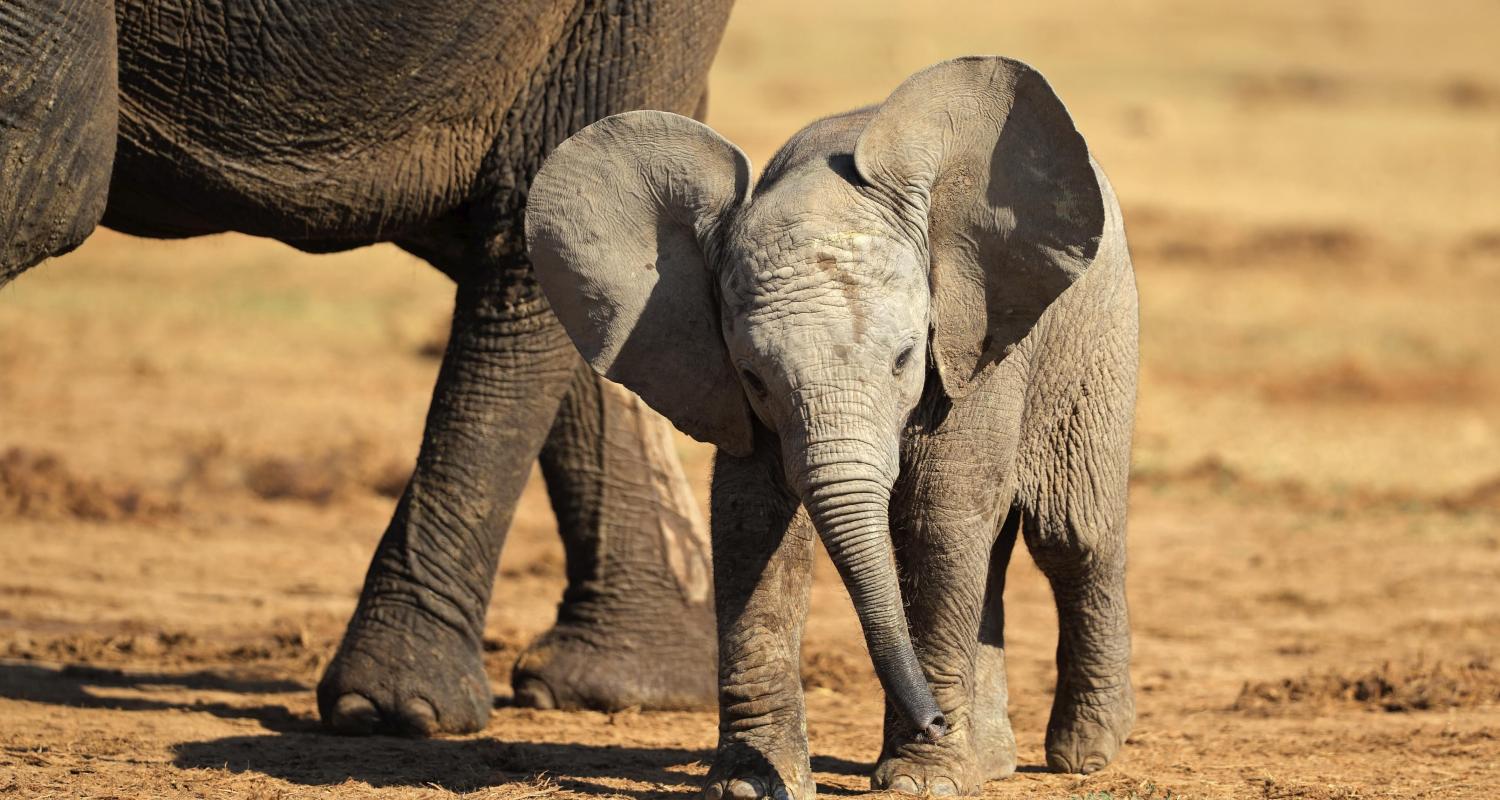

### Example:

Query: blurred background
xmin=2 ymin=1 xmax=1497 ymax=798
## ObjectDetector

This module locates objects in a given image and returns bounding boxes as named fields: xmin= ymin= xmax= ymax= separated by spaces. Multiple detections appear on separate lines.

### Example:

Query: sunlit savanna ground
xmin=2 ymin=2 xmax=1498 ymax=797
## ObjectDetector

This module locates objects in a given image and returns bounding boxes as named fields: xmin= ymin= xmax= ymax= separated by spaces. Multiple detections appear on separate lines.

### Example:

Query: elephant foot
xmin=1044 ymin=677 xmax=1134 ymax=774
xmin=870 ymin=720 xmax=984 ymax=792
xmin=317 ymin=602 xmax=491 ymax=736
xmin=872 ymin=742 xmax=984 ymax=797
xmin=701 ymin=743 xmax=815 ymax=800
xmin=510 ymin=592 xmax=717 ymax=711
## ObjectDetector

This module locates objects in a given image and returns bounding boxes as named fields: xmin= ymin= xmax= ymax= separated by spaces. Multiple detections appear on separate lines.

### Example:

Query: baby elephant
xmin=526 ymin=56 xmax=1136 ymax=798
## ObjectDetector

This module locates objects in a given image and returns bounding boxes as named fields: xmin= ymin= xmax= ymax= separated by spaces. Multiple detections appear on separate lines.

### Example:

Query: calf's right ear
xmin=525 ymin=111 xmax=755 ymax=456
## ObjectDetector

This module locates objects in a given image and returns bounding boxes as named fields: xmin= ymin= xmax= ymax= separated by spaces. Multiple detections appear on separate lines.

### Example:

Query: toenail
xmin=331 ymin=693 xmax=379 ymax=735
xmin=702 ymin=782 xmax=725 ymax=800
xmin=512 ymin=677 xmax=557 ymax=710
xmin=929 ymin=777 xmax=958 ymax=796
xmin=727 ymin=778 xmax=763 ymax=800
xmin=889 ymin=775 xmax=919 ymax=794
xmin=397 ymin=697 xmax=438 ymax=736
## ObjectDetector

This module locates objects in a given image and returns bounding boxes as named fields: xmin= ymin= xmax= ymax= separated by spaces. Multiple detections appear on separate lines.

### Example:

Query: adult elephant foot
xmin=318 ymin=598 xmax=491 ymax=736
xmin=512 ymin=373 xmax=718 ymax=711
xmin=510 ymin=587 xmax=717 ymax=710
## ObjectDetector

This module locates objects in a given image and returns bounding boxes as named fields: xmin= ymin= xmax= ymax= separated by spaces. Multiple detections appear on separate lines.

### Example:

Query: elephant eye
xmin=892 ymin=344 xmax=916 ymax=376
xmin=740 ymin=368 xmax=769 ymax=398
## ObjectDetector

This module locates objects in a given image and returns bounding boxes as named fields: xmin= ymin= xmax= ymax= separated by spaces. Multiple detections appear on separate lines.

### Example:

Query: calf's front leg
xmin=702 ymin=447 xmax=816 ymax=800
xmin=874 ymin=443 xmax=1018 ymax=795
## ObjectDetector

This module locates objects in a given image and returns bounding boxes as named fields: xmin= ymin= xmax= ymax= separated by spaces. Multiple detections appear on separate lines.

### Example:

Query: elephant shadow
xmin=0 ymin=660 xmax=314 ymax=732
xmin=173 ymin=733 xmax=719 ymax=797
xmin=0 ymin=660 xmax=883 ymax=796
xmin=172 ymin=736 xmax=882 ymax=797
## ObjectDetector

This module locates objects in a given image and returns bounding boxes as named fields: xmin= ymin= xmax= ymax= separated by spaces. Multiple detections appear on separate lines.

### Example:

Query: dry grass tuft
xmin=1234 ymin=657 xmax=1500 ymax=715
xmin=1132 ymin=456 xmax=1500 ymax=516
xmin=1 ymin=621 xmax=337 ymax=676
xmin=1259 ymin=358 xmax=1484 ymax=406
xmin=0 ymin=447 xmax=179 ymax=522
xmin=243 ymin=442 xmax=411 ymax=505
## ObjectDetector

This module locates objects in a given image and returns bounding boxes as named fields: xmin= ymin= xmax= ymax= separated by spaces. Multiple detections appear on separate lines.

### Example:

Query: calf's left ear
xmin=855 ymin=56 xmax=1106 ymax=398
xmin=525 ymin=111 xmax=756 ymax=456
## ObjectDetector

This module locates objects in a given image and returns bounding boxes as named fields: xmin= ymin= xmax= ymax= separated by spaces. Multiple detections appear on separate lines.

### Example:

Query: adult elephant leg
xmin=511 ymin=364 xmax=717 ymax=710
xmin=318 ymin=258 xmax=577 ymax=736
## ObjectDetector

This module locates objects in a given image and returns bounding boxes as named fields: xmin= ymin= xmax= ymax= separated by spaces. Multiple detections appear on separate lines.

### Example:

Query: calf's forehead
xmin=723 ymin=178 xmax=921 ymax=294
xmin=716 ymin=201 xmax=928 ymax=355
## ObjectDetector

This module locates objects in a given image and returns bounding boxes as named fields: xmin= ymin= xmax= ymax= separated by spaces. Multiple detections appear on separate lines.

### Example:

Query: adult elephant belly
xmin=101 ymin=0 xmax=643 ymax=247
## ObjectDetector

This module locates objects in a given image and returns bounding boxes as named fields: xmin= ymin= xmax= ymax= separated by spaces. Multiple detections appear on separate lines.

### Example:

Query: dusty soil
xmin=2 ymin=1 xmax=1498 ymax=797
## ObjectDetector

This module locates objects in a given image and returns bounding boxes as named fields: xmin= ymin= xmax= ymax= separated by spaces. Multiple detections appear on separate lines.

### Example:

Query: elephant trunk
xmin=792 ymin=443 xmax=946 ymax=741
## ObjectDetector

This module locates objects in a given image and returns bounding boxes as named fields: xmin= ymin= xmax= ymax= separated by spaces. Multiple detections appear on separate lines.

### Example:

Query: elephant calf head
xmin=524 ymin=56 xmax=1106 ymax=740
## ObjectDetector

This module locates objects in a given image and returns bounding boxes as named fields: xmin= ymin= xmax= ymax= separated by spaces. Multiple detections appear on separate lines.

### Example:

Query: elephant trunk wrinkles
xmin=791 ymin=432 xmax=946 ymax=742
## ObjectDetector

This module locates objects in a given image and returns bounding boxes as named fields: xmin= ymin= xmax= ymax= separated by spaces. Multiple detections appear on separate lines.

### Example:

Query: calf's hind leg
xmin=1020 ymin=497 xmax=1132 ymax=774
xmin=1016 ymin=382 xmax=1135 ymax=772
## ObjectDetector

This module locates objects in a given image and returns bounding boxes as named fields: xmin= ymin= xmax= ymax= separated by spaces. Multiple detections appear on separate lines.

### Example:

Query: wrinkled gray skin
xmin=528 ymin=57 xmax=1137 ymax=797
xmin=1 ymin=0 xmax=734 ymax=735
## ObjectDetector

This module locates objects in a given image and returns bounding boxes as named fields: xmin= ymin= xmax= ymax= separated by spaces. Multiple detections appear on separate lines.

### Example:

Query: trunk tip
xmin=918 ymin=715 xmax=947 ymax=743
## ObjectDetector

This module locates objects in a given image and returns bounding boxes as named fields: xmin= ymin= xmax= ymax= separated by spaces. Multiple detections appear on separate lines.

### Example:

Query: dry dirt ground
xmin=2 ymin=1 xmax=1499 ymax=798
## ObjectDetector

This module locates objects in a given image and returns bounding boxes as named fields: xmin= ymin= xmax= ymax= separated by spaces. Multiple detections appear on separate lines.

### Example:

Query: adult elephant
xmin=0 ymin=0 xmax=733 ymax=735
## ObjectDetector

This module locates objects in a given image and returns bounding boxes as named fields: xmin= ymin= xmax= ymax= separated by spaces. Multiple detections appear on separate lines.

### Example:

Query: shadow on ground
xmin=174 ymin=734 xmax=714 ymax=798
xmin=0 ymin=660 xmax=312 ymax=732
xmin=0 ymin=660 xmax=959 ymax=797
